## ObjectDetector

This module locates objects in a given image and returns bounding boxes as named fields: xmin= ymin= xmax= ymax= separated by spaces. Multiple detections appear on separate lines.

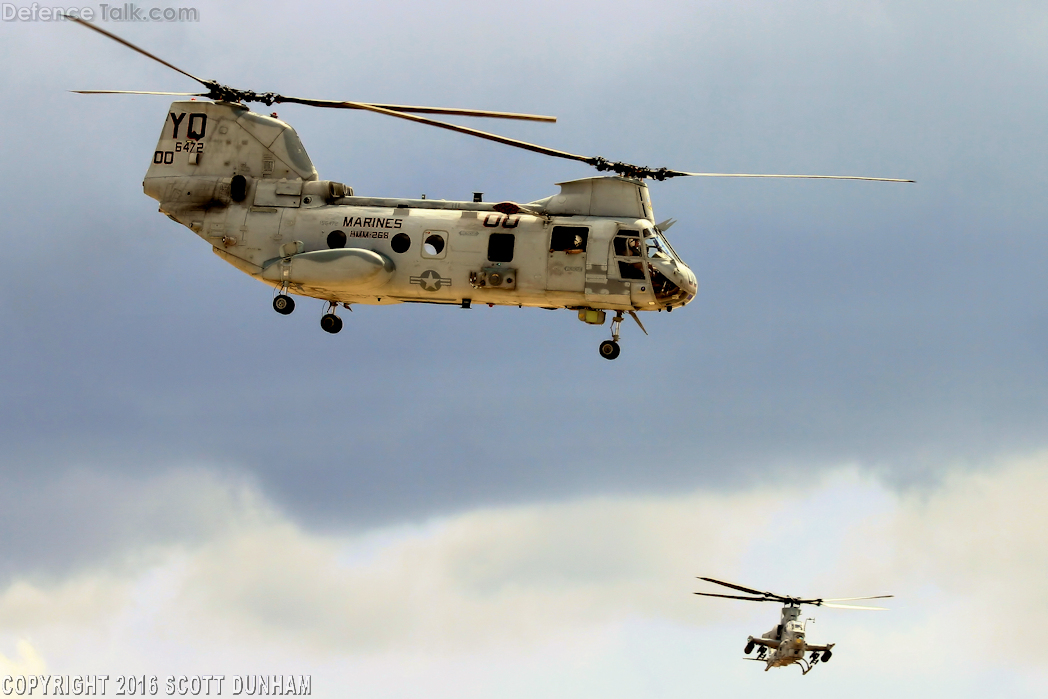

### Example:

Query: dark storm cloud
xmin=2 ymin=1 xmax=1047 ymax=574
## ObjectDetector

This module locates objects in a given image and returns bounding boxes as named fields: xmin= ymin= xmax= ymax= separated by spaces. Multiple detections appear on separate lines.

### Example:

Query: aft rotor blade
xmin=669 ymin=171 xmax=914 ymax=183
xmin=693 ymin=592 xmax=778 ymax=602
xmin=64 ymin=16 xmax=209 ymax=88
xmin=697 ymin=577 xmax=779 ymax=598
xmin=295 ymin=100 xmax=556 ymax=122
xmin=66 ymin=17 xmax=555 ymax=123
xmin=278 ymin=96 xmax=594 ymax=163
xmin=821 ymin=603 xmax=890 ymax=611
xmin=70 ymin=90 xmax=556 ymax=122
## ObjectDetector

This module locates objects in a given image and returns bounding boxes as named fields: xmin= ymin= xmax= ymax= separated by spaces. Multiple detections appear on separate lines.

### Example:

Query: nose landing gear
xmin=597 ymin=311 xmax=647 ymax=360
xmin=598 ymin=312 xmax=625 ymax=360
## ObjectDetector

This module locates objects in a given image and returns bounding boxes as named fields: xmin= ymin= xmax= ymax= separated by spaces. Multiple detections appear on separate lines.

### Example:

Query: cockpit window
xmin=644 ymin=228 xmax=680 ymax=262
xmin=613 ymin=236 xmax=643 ymax=257
xmin=645 ymin=235 xmax=669 ymax=259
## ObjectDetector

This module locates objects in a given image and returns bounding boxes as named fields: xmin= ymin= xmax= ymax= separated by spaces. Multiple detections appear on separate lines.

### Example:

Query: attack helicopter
xmin=66 ymin=17 xmax=912 ymax=359
xmin=695 ymin=577 xmax=892 ymax=675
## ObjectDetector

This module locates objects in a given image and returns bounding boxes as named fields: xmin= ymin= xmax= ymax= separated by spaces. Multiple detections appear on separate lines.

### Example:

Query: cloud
xmin=1 ymin=453 xmax=1045 ymax=685
xmin=0 ymin=465 xmax=272 ymax=582
xmin=0 ymin=640 xmax=46 ymax=676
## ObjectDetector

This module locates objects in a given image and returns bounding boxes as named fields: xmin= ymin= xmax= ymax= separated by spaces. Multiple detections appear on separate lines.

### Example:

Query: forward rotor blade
xmin=697 ymin=577 xmax=778 ymax=598
xmin=279 ymin=96 xmax=593 ymax=163
xmin=693 ymin=592 xmax=778 ymax=602
xmin=818 ymin=595 xmax=895 ymax=603
xmin=670 ymin=171 xmax=914 ymax=183
xmin=821 ymin=603 xmax=889 ymax=611
xmin=64 ymin=16 xmax=209 ymax=88
xmin=71 ymin=90 xmax=206 ymax=96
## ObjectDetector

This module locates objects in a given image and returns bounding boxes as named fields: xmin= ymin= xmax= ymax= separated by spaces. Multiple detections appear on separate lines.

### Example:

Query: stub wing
xmin=748 ymin=636 xmax=781 ymax=649
xmin=803 ymin=642 xmax=835 ymax=652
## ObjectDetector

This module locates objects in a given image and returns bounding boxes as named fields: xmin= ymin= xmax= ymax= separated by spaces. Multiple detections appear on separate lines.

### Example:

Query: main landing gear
xmin=273 ymin=293 xmax=295 ymax=315
xmin=271 ymin=291 xmax=347 ymax=335
xmin=320 ymin=301 xmax=346 ymax=334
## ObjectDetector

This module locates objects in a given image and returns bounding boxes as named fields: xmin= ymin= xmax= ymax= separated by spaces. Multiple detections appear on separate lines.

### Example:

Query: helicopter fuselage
xmin=67 ymin=15 xmax=907 ymax=357
xmin=145 ymin=100 xmax=697 ymax=330
xmin=745 ymin=605 xmax=834 ymax=674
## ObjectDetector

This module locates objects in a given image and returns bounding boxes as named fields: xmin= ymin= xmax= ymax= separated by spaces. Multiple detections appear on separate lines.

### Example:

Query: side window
xmin=391 ymin=232 xmax=411 ymax=253
xmin=613 ymin=232 xmax=645 ymax=279
xmin=550 ymin=225 xmax=589 ymax=252
xmin=487 ymin=232 xmax=515 ymax=262
xmin=618 ymin=260 xmax=646 ymax=279
xmin=613 ymin=234 xmax=642 ymax=257
xmin=421 ymin=230 xmax=447 ymax=259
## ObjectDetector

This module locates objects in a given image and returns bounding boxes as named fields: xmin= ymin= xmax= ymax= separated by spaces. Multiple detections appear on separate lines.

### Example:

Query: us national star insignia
xmin=410 ymin=269 xmax=452 ymax=292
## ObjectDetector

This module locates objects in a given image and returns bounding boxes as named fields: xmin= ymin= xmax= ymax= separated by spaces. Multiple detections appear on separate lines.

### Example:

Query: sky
xmin=1 ymin=0 xmax=1047 ymax=696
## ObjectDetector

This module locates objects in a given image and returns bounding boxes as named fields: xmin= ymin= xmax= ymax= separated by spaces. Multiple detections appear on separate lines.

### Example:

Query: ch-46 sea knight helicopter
xmin=695 ymin=577 xmax=892 ymax=675
xmin=66 ymin=18 xmax=912 ymax=359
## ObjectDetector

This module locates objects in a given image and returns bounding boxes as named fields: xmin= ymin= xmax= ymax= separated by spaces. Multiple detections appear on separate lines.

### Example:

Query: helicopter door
xmin=546 ymin=225 xmax=589 ymax=292
xmin=610 ymin=229 xmax=650 ymax=305
xmin=583 ymin=221 xmax=630 ymax=304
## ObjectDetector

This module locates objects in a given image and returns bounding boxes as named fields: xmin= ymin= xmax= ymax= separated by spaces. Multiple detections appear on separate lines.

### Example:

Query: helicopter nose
xmin=677 ymin=263 xmax=698 ymax=297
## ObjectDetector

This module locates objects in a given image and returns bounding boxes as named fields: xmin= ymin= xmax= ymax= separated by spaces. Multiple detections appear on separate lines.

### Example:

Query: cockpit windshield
xmin=643 ymin=228 xmax=677 ymax=261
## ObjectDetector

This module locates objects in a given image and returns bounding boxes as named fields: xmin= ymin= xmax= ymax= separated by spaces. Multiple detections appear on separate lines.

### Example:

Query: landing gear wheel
xmin=273 ymin=294 xmax=295 ymax=315
xmin=320 ymin=313 xmax=343 ymax=334
xmin=599 ymin=340 xmax=620 ymax=360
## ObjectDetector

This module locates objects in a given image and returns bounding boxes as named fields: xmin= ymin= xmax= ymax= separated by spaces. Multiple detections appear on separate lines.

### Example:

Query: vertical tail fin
xmin=144 ymin=100 xmax=318 ymax=204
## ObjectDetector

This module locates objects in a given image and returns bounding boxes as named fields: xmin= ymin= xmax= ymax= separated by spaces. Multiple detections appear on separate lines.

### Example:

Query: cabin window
xmin=391 ymin=233 xmax=411 ymax=253
xmin=327 ymin=230 xmax=347 ymax=249
xmin=487 ymin=233 xmax=515 ymax=262
xmin=550 ymin=226 xmax=589 ymax=253
xmin=422 ymin=231 xmax=447 ymax=258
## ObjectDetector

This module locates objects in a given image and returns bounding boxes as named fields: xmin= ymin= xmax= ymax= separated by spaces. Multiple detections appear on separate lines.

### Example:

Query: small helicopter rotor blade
xmin=71 ymin=90 xmax=207 ymax=96
xmin=820 ymin=603 xmax=890 ymax=611
xmin=64 ymin=16 xmax=210 ymax=88
xmin=669 ymin=171 xmax=915 ymax=183
xmin=697 ymin=577 xmax=782 ymax=599
xmin=693 ymin=592 xmax=778 ymax=602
